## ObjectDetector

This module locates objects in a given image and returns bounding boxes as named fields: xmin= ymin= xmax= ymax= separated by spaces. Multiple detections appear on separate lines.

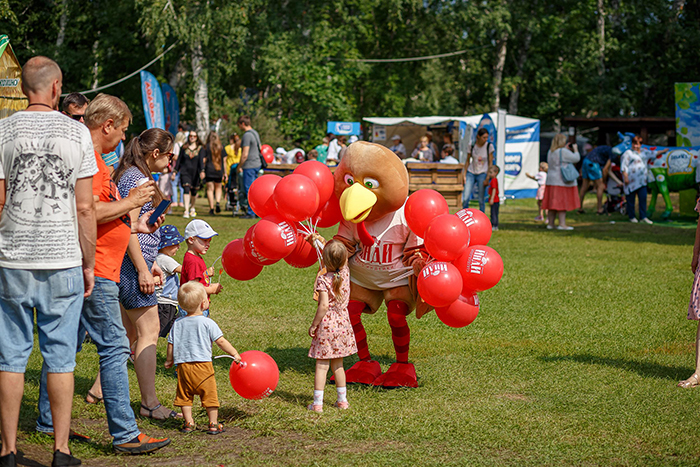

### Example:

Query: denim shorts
xmin=0 ymin=267 xmax=83 ymax=373
xmin=581 ymin=158 xmax=603 ymax=181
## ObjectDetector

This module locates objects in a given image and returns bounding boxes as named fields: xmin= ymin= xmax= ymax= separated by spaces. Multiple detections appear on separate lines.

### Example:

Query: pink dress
xmin=309 ymin=265 xmax=357 ymax=359
xmin=688 ymin=200 xmax=700 ymax=320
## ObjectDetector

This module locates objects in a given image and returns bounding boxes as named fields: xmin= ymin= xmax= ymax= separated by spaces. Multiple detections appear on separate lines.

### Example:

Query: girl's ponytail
xmin=332 ymin=271 xmax=342 ymax=299
xmin=322 ymin=240 xmax=348 ymax=301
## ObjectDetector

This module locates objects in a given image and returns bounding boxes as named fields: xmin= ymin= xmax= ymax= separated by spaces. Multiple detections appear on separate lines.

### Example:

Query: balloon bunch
xmin=400 ymin=189 xmax=504 ymax=328
xmin=221 ymin=161 xmax=343 ymax=280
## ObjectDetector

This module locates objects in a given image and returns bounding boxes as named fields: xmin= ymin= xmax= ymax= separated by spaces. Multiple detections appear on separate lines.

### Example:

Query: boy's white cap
xmin=391 ymin=134 xmax=401 ymax=140
xmin=185 ymin=219 xmax=218 ymax=239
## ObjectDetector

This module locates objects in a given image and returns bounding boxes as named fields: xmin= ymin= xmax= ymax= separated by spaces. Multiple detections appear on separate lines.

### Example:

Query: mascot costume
xmin=329 ymin=142 xmax=429 ymax=388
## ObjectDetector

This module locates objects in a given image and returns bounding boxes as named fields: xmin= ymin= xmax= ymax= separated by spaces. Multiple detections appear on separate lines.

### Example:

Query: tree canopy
xmin=2 ymin=0 xmax=698 ymax=145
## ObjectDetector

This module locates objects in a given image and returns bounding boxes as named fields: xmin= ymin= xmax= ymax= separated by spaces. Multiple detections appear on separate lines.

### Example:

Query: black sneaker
xmin=0 ymin=452 xmax=16 ymax=467
xmin=209 ymin=209 xmax=215 ymax=216
xmin=215 ymin=203 xmax=221 ymax=213
xmin=113 ymin=433 xmax=171 ymax=455
xmin=52 ymin=450 xmax=81 ymax=467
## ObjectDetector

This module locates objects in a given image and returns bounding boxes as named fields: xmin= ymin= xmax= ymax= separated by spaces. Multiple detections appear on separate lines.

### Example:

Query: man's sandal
xmin=140 ymin=403 xmax=181 ymax=420
xmin=207 ymin=423 xmax=225 ymax=435
xmin=181 ymin=422 xmax=196 ymax=433
xmin=678 ymin=374 xmax=700 ymax=388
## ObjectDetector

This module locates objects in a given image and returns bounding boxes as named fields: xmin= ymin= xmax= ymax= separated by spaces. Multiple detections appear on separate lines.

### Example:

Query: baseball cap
xmin=275 ymin=147 xmax=286 ymax=155
xmin=158 ymin=225 xmax=185 ymax=249
xmin=391 ymin=135 xmax=401 ymax=140
xmin=349 ymin=135 xmax=359 ymax=144
xmin=185 ymin=219 xmax=218 ymax=239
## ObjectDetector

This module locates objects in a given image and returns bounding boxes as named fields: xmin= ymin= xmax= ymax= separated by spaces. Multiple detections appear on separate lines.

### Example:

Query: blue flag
xmin=140 ymin=71 xmax=164 ymax=130
xmin=161 ymin=83 xmax=179 ymax=136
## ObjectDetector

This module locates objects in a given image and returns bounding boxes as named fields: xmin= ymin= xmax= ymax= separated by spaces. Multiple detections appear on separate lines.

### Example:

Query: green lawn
xmin=11 ymin=197 xmax=700 ymax=466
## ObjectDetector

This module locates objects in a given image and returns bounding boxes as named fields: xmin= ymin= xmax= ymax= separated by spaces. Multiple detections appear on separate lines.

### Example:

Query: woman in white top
xmin=543 ymin=133 xmax=580 ymax=230
xmin=462 ymin=128 xmax=494 ymax=213
xmin=621 ymin=135 xmax=652 ymax=224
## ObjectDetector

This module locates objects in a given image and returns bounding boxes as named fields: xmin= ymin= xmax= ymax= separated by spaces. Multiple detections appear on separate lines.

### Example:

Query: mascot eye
xmin=363 ymin=178 xmax=379 ymax=189
xmin=344 ymin=174 xmax=355 ymax=186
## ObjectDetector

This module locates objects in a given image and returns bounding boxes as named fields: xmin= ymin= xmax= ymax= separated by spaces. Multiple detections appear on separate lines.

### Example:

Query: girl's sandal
xmin=207 ymin=423 xmax=225 ymax=435
xmin=85 ymin=391 xmax=103 ymax=405
xmin=181 ymin=422 xmax=196 ymax=433
xmin=678 ymin=374 xmax=700 ymax=389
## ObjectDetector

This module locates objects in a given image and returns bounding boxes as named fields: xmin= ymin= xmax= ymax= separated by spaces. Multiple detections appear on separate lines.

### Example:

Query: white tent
xmin=364 ymin=113 xmax=540 ymax=199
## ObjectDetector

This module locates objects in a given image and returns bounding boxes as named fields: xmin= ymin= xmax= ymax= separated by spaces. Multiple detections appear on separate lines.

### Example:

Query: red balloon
xmin=243 ymin=225 xmax=278 ymax=265
xmin=455 ymin=208 xmax=492 ymax=246
xmin=435 ymin=293 xmax=480 ymax=328
xmin=293 ymin=161 xmax=334 ymax=207
xmin=261 ymin=144 xmax=274 ymax=163
xmin=251 ymin=214 xmax=297 ymax=260
xmin=417 ymin=262 xmax=463 ymax=308
xmin=221 ymin=239 xmax=264 ymax=281
xmin=423 ymin=214 xmax=470 ymax=261
xmin=312 ymin=193 xmax=343 ymax=228
xmin=405 ymin=189 xmax=449 ymax=238
xmin=228 ymin=350 xmax=279 ymax=400
xmin=284 ymin=233 xmax=320 ymax=268
xmin=454 ymin=245 xmax=503 ymax=292
xmin=249 ymin=174 xmax=281 ymax=218
xmin=272 ymin=174 xmax=320 ymax=222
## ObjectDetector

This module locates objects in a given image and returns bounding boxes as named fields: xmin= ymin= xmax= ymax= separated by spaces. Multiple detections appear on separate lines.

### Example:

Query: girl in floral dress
xmin=678 ymin=198 xmax=700 ymax=388
xmin=307 ymin=240 xmax=357 ymax=412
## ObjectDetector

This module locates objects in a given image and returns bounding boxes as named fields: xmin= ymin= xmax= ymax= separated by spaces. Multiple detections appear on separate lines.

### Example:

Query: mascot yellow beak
xmin=339 ymin=182 xmax=377 ymax=223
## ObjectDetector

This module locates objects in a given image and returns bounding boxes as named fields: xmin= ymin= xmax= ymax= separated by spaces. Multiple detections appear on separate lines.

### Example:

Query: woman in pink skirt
xmin=678 ymin=199 xmax=700 ymax=388
xmin=542 ymin=133 xmax=580 ymax=230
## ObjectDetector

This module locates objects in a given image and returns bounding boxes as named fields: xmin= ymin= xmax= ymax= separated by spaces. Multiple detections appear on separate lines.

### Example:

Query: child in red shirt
xmin=484 ymin=165 xmax=500 ymax=231
xmin=181 ymin=219 xmax=223 ymax=317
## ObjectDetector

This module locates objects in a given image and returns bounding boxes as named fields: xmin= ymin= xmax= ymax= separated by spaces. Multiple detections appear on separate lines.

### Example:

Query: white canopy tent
xmin=364 ymin=113 xmax=541 ymax=198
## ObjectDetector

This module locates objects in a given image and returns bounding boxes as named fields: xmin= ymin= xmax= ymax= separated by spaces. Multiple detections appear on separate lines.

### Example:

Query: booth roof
xmin=363 ymin=113 xmax=539 ymax=127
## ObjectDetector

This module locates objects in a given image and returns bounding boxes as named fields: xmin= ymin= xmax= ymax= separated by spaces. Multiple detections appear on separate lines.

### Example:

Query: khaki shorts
xmin=174 ymin=361 xmax=219 ymax=408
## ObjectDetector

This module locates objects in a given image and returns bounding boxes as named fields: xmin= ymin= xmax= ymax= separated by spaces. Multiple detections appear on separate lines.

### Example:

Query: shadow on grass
xmin=540 ymin=354 xmax=690 ymax=380
xmin=499 ymin=219 xmax=695 ymax=246
xmin=263 ymin=347 xmax=400 ymax=374
xmin=218 ymin=405 xmax=252 ymax=422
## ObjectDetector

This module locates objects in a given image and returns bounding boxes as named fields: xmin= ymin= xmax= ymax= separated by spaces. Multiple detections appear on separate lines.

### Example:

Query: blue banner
xmin=506 ymin=121 xmax=540 ymax=143
xmin=476 ymin=113 xmax=497 ymax=149
xmin=161 ymin=83 xmax=179 ymax=136
xmin=140 ymin=71 xmax=164 ymax=130
xmin=327 ymin=121 xmax=361 ymax=136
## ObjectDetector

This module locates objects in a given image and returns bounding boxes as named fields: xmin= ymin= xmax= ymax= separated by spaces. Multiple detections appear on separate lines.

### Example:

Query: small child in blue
xmin=165 ymin=281 xmax=241 ymax=435
xmin=156 ymin=225 xmax=185 ymax=337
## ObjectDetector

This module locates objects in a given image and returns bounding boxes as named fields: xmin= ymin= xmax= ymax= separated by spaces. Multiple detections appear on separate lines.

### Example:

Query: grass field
xmin=9 ymin=196 xmax=700 ymax=466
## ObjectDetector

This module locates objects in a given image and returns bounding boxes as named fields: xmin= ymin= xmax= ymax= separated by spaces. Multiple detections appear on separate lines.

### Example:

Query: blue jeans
xmin=170 ymin=172 xmax=183 ymax=204
xmin=242 ymin=168 xmax=260 ymax=216
xmin=0 ymin=267 xmax=83 ymax=373
xmin=37 ymin=277 xmax=140 ymax=445
xmin=463 ymin=171 xmax=487 ymax=213
xmin=627 ymin=185 xmax=648 ymax=220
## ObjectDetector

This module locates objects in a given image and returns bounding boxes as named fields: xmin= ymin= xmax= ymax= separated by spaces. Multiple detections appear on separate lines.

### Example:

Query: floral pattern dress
xmin=309 ymin=265 xmax=357 ymax=359
xmin=620 ymin=149 xmax=648 ymax=195
xmin=688 ymin=199 xmax=700 ymax=320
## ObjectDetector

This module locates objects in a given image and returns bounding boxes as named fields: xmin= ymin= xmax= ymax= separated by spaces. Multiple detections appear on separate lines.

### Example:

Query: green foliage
xmin=1 ymin=0 xmax=699 ymax=141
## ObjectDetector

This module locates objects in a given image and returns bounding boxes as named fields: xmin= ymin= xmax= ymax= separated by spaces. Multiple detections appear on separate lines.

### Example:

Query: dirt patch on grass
xmin=495 ymin=393 xmax=529 ymax=402
xmin=13 ymin=417 xmax=410 ymax=467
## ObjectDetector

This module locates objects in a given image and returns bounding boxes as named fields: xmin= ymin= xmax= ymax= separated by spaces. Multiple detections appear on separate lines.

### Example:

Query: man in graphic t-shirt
xmin=237 ymin=115 xmax=262 ymax=218
xmin=0 ymin=56 xmax=97 ymax=467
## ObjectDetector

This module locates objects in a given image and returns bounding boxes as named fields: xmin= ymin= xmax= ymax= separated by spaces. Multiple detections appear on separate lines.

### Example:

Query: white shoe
xmin=641 ymin=218 xmax=653 ymax=224
xmin=630 ymin=218 xmax=638 ymax=223
xmin=190 ymin=208 xmax=197 ymax=217
xmin=557 ymin=225 xmax=574 ymax=231
xmin=183 ymin=212 xmax=190 ymax=219
xmin=546 ymin=224 xmax=553 ymax=230
xmin=492 ymin=226 xmax=499 ymax=231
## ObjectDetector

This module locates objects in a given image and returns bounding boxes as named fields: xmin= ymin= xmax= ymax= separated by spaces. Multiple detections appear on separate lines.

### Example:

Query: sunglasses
xmin=161 ymin=152 xmax=175 ymax=160
xmin=70 ymin=114 xmax=85 ymax=121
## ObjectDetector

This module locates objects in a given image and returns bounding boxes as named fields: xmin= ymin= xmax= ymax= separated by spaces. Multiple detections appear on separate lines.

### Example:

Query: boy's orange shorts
xmin=174 ymin=361 xmax=219 ymax=408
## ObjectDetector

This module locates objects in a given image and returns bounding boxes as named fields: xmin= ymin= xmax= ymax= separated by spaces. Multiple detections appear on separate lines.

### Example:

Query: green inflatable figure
xmin=613 ymin=131 xmax=700 ymax=219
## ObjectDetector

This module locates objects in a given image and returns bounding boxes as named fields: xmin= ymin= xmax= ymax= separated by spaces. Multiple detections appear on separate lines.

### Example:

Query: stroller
xmin=602 ymin=161 xmax=626 ymax=215
xmin=225 ymin=165 xmax=239 ymax=213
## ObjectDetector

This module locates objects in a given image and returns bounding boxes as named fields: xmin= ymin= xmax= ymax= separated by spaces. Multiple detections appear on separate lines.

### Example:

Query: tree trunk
xmin=597 ymin=0 xmax=605 ymax=106
xmin=492 ymin=33 xmax=509 ymax=112
xmin=55 ymin=0 xmax=68 ymax=50
xmin=508 ymin=29 xmax=531 ymax=115
xmin=91 ymin=39 xmax=99 ymax=90
xmin=169 ymin=56 xmax=187 ymax=89
xmin=191 ymin=41 xmax=210 ymax=139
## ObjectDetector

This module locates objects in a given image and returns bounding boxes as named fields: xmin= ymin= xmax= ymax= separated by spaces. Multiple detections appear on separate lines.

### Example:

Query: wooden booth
xmin=0 ymin=35 xmax=28 ymax=120
xmin=263 ymin=162 xmax=464 ymax=209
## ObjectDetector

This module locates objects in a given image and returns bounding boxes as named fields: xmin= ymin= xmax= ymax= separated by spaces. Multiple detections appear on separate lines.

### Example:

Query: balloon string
xmin=214 ymin=355 xmax=247 ymax=368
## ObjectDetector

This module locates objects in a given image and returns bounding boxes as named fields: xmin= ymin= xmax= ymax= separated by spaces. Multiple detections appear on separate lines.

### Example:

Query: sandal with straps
xmin=140 ymin=403 xmax=182 ymax=420
xmin=207 ymin=423 xmax=225 ymax=435
xmin=678 ymin=373 xmax=700 ymax=389
xmin=181 ymin=421 xmax=196 ymax=433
